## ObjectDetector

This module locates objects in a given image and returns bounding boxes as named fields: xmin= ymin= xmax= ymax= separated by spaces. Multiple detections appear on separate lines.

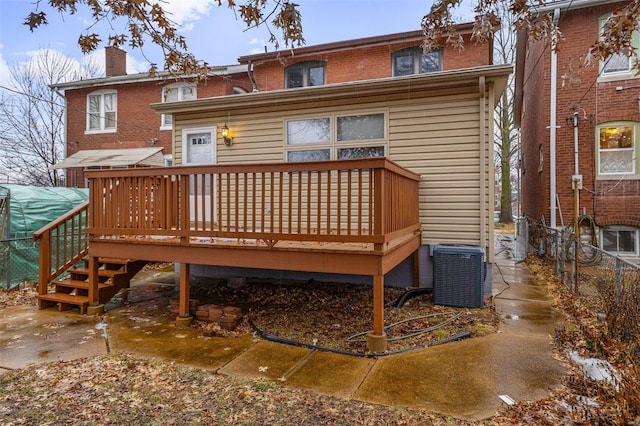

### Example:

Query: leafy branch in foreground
xmin=23 ymin=0 xmax=305 ymax=79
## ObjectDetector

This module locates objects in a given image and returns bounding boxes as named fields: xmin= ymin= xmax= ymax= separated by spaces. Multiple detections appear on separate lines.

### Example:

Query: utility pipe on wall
xmin=549 ymin=7 xmax=560 ymax=229
xmin=479 ymin=76 xmax=487 ymax=251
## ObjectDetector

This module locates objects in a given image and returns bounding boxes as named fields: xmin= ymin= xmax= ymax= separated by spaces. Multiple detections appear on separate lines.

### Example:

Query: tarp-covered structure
xmin=0 ymin=184 xmax=88 ymax=289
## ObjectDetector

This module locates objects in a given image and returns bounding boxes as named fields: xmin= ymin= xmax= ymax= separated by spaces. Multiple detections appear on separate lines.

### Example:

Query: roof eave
xmin=152 ymin=64 xmax=513 ymax=115
xmin=50 ymin=64 xmax=248 ymax=91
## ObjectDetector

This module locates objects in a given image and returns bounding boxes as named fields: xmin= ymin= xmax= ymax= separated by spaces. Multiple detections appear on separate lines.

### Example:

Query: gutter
xmin=533 ymin=0 xmax=621 ymax=14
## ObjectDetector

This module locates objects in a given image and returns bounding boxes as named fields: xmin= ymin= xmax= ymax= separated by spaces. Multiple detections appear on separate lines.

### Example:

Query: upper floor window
xmin=599 ymin=14 xmax=639 ymax=78
xmin=392 ymin=47 xmax=442 ymax=77
xmin=286 ymin=112 xmax=386 ymax=162
xmin=87 ymin=91 xmax=116 ymax=132
xmin=285 ymin=61 xmax=326 ymax=88
xmin=597 ymin=122 xmax=638 ymax=176
xmin=161 ymin=83 xmax=197 ymax=129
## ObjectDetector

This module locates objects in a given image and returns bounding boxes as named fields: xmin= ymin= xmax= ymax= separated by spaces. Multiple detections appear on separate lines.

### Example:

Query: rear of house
xmin=155 ymin=66 xmax=510 ymax=287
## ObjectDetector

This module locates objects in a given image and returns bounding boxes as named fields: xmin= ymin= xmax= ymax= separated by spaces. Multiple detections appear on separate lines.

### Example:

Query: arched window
xmin=285 ymin=61 xmax=326 ymax=88
xmin=161 ymin=83 xmax=197 ymax=129
xmin=392 ymin=46 xmax=442 ymax=77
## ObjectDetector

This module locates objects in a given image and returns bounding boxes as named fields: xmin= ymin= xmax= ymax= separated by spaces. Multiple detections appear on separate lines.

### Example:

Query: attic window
xmin=285 ymin=61 xmax=326 ymax=88
xmin=392 ymin=47 xmax=442 ymax=76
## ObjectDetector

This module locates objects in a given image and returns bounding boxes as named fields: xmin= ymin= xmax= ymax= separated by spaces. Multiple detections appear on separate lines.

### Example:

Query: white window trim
xmin=600 ymin=225 xmax=640 ymax=257
xmin=285 ymin=111 xmax=388 ymax=161
xmin=85 ymin=90 xmax=117 ymax=134
xmin=595 ymin=121 xmax=639 ymax=179
xmin=597 ymin=14 xmax=640 ymax=83
xmin=161 ymin=83 xmax=197 ymax=130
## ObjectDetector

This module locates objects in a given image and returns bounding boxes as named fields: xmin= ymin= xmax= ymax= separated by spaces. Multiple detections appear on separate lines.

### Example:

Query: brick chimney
xmin=105 ymin=46 xmax=127 ymax=77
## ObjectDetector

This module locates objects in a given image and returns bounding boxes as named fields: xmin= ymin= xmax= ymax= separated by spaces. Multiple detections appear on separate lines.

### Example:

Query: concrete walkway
xmin=0 ymin=235 xmax=566 ymax=422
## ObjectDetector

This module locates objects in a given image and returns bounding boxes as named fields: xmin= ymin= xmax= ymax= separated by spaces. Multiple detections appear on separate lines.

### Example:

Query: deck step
xmin=55 ymin=279 xmax=113 ymax=291
xmin=38 ymin=293 xmax=89 ymax=314
xmin=69 ymin=268 xmax=127 ymax=278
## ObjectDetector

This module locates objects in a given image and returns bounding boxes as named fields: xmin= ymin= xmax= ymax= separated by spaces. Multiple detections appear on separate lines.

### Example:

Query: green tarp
xmin=0 ymin=184 xmax=89 ymax=289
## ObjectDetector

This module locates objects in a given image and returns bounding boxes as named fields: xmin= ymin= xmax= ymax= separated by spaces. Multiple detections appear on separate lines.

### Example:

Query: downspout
xmin=52 ymin=87 xmax=67 ymax=186
xmin=550 ymin=8 xmax=560 ymax=229
xmin=247 ymin=61 xmax=259 ymax=92
xmin=479 ymin=76 xmax=487 ymax=251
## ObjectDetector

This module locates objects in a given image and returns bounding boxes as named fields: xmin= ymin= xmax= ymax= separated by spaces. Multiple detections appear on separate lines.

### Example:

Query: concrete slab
xmin=355 ymin=332 xmax=564 ymax=421
xmin=0 ymin=305 xmax=106 ymax=371
xmin=219 ymin=340 xmax=310 ymax=381
xmin=105 ymin=299 xmax=253 ymax=370
xmin=285 ymin=351 xmax=376 ymax=398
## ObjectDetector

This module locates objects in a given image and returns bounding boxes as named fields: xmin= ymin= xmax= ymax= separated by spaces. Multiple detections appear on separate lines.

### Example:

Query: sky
xmin=0 ymin=0 xmax=474 ymax=84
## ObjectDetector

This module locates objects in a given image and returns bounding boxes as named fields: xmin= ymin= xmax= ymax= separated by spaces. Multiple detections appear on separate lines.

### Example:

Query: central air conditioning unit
xmin=432 ymin=244 xmax=485 ymax=308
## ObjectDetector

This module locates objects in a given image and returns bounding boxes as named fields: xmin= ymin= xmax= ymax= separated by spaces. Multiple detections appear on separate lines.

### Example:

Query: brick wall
xmin=250 ymin=33 xmax=491 ymax=91
xmin=520 ymin=1 xmax=640 ymax=229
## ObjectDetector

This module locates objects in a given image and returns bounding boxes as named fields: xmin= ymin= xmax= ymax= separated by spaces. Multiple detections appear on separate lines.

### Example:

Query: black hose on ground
xmin=247 ymin=317 xmax=471 ymax=358
xmin=393 ymin=287 xmax=432 ymax=308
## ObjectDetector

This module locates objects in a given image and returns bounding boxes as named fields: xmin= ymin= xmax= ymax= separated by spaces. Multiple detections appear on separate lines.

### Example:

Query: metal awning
xmin=51 ymin=147 xmax=164 ymax=169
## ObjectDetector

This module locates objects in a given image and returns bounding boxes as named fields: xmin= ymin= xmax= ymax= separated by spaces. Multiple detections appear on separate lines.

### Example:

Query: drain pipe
xmin=549 ymin=7 xmax=560 ymax=229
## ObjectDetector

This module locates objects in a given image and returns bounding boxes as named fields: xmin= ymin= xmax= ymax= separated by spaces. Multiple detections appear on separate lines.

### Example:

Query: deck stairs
xmin=37 ymin=257 xmax=147 ymax=314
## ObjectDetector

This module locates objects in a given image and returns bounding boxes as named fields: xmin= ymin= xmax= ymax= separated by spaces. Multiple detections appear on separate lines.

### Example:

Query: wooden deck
xmin=35 ymin=158 xmax=421 ymax=351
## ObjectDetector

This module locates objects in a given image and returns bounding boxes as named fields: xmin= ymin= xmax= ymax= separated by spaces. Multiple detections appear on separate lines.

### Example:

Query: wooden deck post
xmin=88 ymin=256 xmax=99 ymax=305
xmin=367 ymin=274 xmax=387 ymax=353
xmin=176 ymin=263 xmax=193 ymax=327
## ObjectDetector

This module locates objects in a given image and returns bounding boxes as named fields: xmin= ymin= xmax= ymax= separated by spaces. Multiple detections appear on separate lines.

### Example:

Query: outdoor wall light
xmin=222 ymin=124 xmax=233 ymax=146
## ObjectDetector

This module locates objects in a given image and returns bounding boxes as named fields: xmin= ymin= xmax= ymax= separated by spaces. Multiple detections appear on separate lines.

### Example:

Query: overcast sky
xmin=0 ymin=0 xmax=474 ymax=84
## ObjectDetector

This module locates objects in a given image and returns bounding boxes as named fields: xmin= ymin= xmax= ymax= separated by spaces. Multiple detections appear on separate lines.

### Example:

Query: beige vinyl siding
xmin=169 ymin=81 xmax=495 ymax=256
xmin=388 ymin=93 xmax=488 ymax=248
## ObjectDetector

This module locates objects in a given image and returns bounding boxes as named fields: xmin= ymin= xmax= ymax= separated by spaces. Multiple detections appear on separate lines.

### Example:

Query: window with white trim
xmin=286 ymin=113 xmax=386 ymax=162
xmin=392 ymin=46 xmax=442 ymax=76
xmin=597 ymin=122 xmax=638 ymax=176
xmin=599 ymin=14 xmax=639 ymax=78
xmin=285 ymin=61 xmax=326 ymax=88
xmin=161 ymin=83 xmax=196 ymax=129
xmin=87 ymin=91 xmax=116 ymax=132
xmin=601 ymin=226 xmax=639 ymax=256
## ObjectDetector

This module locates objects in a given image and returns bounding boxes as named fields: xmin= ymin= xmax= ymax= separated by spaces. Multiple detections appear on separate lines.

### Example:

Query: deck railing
xmin=87 ymin=158 xmax=421 ymax=247
xmin=33 ymin=201 xmax=89 ymax=295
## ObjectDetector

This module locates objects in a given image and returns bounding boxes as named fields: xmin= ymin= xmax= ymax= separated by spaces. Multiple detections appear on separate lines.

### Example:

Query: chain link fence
xmin=1 ymin=237 xmax=40 ymax=289
xmin=528 ymin=219 xmax=640 ymax=344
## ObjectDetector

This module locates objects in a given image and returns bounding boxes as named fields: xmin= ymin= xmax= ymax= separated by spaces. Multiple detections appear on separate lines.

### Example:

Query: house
xmin=515 ymin=0 xmax=640 ymax=257
xmin=40 ymin=25 xmax=509 ymax=351
xmin=51 ymin=46 xmax=252 ymax=186
xmin=53 ymin=24 xmax=493 ymax=187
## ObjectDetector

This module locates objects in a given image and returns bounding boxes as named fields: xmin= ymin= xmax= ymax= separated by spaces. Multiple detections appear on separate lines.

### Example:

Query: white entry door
xmin=182 ymin=127 xmax=216 ymax=223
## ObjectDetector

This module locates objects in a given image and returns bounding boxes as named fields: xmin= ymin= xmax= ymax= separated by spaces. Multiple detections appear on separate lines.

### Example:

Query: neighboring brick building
xmin=53 ymin=23 xmax=493 ymax=187
xmin=52 ymin=47 xmax=251 ymax=186
xmin=516 ymin=0 xmax=640 ymax=257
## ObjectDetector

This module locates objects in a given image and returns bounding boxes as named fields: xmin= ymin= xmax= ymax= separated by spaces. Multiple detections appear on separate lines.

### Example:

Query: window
xmin=161 ymin=83 xmax=196 ymax=129
xmin=286 ymin=113 xmax=386 ymax=162
xmin=285 ymin=61 xmax=326 ymax=88
xmin=87 ymin=91 xmax=116 ymax=132
xmin=599 ymin=14 xmax=639 ymax=78
xmin=601 ymin=226 xmax=639 ymax=256
xmin=392 ymin=47 xmax=442 ymax=76
xmin=597 ymin=122 xmax=638 ymax=175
